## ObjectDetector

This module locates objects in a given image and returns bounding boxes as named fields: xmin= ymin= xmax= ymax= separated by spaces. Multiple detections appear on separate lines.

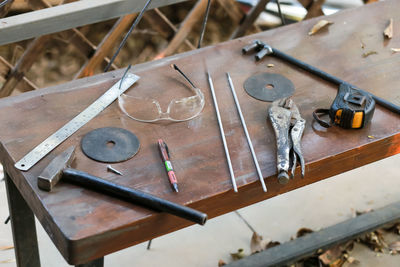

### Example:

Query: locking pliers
xmin=268 ymin=98 xmax=306 ymax=184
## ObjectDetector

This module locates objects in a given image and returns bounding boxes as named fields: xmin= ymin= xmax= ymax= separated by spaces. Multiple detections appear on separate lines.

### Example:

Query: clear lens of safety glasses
xmin=118 ymin=65 xmax=205 ymax=122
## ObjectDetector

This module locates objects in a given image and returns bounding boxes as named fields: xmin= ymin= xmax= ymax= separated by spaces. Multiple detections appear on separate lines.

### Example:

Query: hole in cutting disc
xmin=106 ymin=140 xmax=116 ymax=148
xmin=81 ymin=127 xmax=140 ymax=163
xmin=243 ymin=73 xmax=295 ymax=102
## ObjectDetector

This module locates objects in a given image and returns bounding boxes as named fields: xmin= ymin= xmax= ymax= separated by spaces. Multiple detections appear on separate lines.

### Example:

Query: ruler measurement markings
xmin=15 ymin=74 xmax=139 ymax=171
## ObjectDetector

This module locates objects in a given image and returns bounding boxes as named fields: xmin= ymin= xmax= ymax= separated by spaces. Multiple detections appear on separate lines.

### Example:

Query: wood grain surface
xmin=1 ymin=1 xmax=400 ymax=264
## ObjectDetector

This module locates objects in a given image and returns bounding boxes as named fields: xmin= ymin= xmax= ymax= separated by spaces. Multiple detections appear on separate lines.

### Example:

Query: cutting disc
xmin=243 ymin=73 xmax=295 ymax=102
xmin=81 ymin=127 xmax=140 ymax=163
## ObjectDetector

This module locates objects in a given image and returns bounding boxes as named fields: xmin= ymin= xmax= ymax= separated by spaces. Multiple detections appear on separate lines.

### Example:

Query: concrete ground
xmin=1 ymin=154 xmax=400 ymax=266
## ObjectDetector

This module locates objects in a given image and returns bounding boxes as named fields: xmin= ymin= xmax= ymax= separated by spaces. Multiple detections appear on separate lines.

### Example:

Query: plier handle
xmin=268 ymin=98 xmax=306 ymax=184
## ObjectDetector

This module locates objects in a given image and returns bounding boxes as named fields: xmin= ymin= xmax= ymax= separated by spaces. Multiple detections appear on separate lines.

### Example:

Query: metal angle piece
xmin=107 ymin=165 xmax=123 ymax=175
xmin=81 ymin=127 xmax=140 ymax=163
xmin=244 ymin=73 xmax=294 ymax=102
xmin=15 ymin=72 xmax=140 ymax=171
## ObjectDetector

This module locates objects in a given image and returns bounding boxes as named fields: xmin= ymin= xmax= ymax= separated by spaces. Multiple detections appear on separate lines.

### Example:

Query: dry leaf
xmin=355 ymin=209 xmax=373 ymax=216
xmin=230 ymin=248 xmax=246 ymax=260
xmin=265 ymin=241 xmax=280 ymax=249
xmin=346 ymin=256 xmax=360 ymax=264
xmin=218 ymin=259 xmax=226 ymax=266
xmin=391 ymin=48 xmax=400 ymax=53
xmin=360 ymin=40 xmax=366 ymax=49
xmin=340 ymin=241 xmax=355 ymax=252
xmin=0 ymin=245 xmax=13 ymax=251
xmin=250 ymin=232 xmax=268 ymax=254
xmin=296 ymin=227 xmax=314 ymax=238
xmin=318 ymin=246 xmax=342 ymax=265
xmin=308 ymin=20 xmax=333 ymax=35
xmin=389 ymin=241 xmax=400 ymax=254
xmin=384 ymin=222 xmax=400 ymax=235
xmin=267 ymin=64 xmax=274 ymax=68
xmin=359 ymin=231 xmax=388 ymax=252
xmin=330 ymin=258 xmax=345 ymax=267
xmin=300 ymin=256 xmax=320 ymax=267
xmin=362 ymin=51 xmax=378 ymax=58
xmin=384 ymin=19 xmax=393 ymax=39
xmin=250 ymin=232 xmax=280 ymax=253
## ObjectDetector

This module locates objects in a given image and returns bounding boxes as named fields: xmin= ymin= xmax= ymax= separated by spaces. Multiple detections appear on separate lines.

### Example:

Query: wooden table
xmin=1 ymin=1 xmax=400 ymax=266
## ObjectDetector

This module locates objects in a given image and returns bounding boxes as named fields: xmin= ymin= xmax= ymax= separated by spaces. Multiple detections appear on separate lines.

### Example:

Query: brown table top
xmin=1 ymin=1 xmax=400 ymax=264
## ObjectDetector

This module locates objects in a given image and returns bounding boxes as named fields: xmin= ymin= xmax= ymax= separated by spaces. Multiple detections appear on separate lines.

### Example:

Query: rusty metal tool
xmin=37 ymin=146 xmax=208 ymax=225
xmin=226 ymin=73 xmax=267 ymax=192
xmin=242 ymin=40 xmax=400 ymax=115
xmin=207 ymin=73 xmax=238 ymax=192
xmin=268 ymin=98 xmax=305 ymax=184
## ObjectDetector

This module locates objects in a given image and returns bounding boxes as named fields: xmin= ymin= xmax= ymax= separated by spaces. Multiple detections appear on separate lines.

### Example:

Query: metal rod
xmin=269 ymin=46 xmax=400 ymax=114
xmin=119 ymin=64 xmax=132 ymax=89
xmin=146 ymin=239 xmax=152 ymax=250
xmin=226 ymin=73 xmax=267 ymax=192
xmin=0 ymin=0 xmax=12 ymax=8
xmin=207 ymin=73 xmax=238 ymax=192
xmin=197 ymin=0 xmax=211 ymax=48
xmin=234 ymin=211 xmax=257 ymax=233
xmin=276 ymin=0 xmax=286 ymax=25
xmin=104 ymin=0 xmax=153 ymax=72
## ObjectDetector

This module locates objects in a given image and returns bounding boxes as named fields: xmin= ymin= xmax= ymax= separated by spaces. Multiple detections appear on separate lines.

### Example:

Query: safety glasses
xmin=118 ymin=65 xmax=205 ymax=123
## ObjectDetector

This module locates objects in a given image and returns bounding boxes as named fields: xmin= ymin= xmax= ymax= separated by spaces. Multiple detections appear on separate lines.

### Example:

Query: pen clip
xmin=164 ymin=141 xmax=170 ymax=158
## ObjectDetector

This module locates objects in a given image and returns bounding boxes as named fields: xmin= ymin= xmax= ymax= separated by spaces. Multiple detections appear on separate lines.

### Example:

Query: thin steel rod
xmin=207 ymin=73 xmax=238 ymax=192
xmin=146 ymin=239 xmax=152 ymax=250
xmin=276 ymin=0 xmax=286 ymax=25
xmin=226 ymin=73 xmax=267 ymax=192
xmin=234 ymin=211 xmax=257 ymax=233
xmin=0 ymin=0 xmax=11 ymax=8
xmin=197 ymin=0 xmax=211 ymax=48
xmin=104 ymin=0 xmax=152 ymax=72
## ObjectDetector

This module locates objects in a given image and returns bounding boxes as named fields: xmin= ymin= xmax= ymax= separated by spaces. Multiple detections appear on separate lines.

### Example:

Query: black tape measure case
xmin=313 ymin=84 xmax=375 ymax=129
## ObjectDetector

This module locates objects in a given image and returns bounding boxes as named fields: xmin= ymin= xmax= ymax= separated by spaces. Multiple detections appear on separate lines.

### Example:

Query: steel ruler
xmin=15 ymin=73 xmax=140 ymax=171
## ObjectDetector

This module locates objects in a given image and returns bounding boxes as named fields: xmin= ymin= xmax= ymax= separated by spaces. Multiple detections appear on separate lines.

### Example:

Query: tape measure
xmin=15 ymin=73 xmax=140 ymax=171
xmin=313 ymin=83 xmax=375 ymax=129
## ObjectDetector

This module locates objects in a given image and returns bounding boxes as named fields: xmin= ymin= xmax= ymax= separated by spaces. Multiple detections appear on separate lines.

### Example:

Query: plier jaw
xmin=268 ymin=98 xmax=306 ymax=184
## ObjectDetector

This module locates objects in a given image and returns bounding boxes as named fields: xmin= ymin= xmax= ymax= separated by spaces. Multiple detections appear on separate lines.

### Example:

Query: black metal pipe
xmin=270 ymin=47 xmax=400 ymax=114
xmin=62 ymin=168 xmax=207 ymax=225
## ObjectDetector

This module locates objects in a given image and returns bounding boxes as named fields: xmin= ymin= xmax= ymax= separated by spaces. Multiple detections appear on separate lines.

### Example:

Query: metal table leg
xmin=76 ymin=257 xmax=104 ymax=267
xmin=5 ymin=172 xmax=41 ymax=267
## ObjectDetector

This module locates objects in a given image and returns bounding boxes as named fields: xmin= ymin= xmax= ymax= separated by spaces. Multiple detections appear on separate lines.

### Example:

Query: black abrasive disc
xmin=244 ymin=73 xmax=295 ymax=102
xmin=81 ymin=127 xmax=140 ymax=163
